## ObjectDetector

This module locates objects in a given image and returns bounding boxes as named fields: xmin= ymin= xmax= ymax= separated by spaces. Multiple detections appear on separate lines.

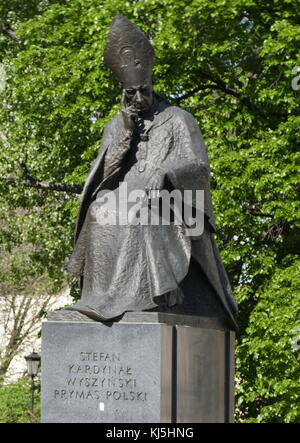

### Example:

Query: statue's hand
xmin=145 ymin=169 xmax=165 ymax=194
xmin=122 ymin=107 xmax=138 ymax=134
xmin=121 ymin=92 xmax=138 ymax=134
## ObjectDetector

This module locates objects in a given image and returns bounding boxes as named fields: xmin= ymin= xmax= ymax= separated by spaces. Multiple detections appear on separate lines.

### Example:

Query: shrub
xmin=0 ymin=378 xmax=40 ymax=423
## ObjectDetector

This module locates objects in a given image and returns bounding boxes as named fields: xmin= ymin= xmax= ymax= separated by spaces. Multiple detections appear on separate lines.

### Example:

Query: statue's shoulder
xmin=104 ymin=113 xmax=123 ymax=134
xmin=162 ymin=106 xmax=200 ymax=136
xmin=99 ymin=114 xmax=123 ymax=142
xmin=162 ymin=105 xmax=200 ymax=130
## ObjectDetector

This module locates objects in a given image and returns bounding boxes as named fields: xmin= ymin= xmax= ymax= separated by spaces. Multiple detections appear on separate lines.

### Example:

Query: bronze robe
xmin=67 ymin=97 xmax=238 ymax=330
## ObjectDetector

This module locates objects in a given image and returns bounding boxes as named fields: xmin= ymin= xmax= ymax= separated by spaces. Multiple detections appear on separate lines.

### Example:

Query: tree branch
xmin=249 ymin=212 xmax=273 ymax=218
xmin=18 ymin=162 xmax=83 ymax=194
xmin=1 ymin=23 xmax=20 ymax=42
xmin=173 ymin=84 xmax=221 ymax=103
xmin=174 ymin=80 xmax=256 ymax=112
xmin=174 ymin=69 xmax=257 ymax=113
xmin=1 ymin=134 xmax=82 ymax=194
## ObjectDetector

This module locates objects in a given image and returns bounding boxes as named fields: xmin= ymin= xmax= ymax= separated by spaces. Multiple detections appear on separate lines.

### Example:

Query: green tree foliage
xmin=0 ymin=0 xmax=299 ymax=422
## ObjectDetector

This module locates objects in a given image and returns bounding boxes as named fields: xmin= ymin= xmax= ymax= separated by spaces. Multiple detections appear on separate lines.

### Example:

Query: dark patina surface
xmin=66 ymin=15 xmax=238 ymax=330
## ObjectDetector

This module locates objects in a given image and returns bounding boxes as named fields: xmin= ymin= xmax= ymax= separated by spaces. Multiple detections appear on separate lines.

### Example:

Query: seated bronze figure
xmin=66 ymin=15 xmax=238 ymax=331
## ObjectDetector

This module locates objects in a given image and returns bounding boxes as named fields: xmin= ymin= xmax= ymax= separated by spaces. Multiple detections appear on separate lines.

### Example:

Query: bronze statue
xmin=66 ymin=15 xmax=238 ymax=330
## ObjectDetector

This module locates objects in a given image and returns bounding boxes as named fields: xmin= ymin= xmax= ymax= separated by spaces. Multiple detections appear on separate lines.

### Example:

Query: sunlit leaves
xmin=0 ymin=0 xmax=299 ymax=422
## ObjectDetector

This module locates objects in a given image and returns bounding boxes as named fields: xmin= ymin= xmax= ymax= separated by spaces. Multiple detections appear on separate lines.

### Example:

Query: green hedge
xmin=0 ymin=378 xmax=40 ymax=423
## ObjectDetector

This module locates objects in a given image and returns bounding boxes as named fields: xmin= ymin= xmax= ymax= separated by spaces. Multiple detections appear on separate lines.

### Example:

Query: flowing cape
xmin=68 ymin=99 xmax=238 ymax=330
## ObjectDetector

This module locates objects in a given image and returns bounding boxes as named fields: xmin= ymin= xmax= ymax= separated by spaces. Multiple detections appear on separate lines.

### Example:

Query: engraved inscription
xmin=53 ymin=351 xmax=148 ymax=403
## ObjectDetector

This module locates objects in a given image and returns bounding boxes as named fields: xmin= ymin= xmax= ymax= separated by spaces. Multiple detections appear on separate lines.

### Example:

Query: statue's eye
xmin=126 ymin=89 xmax=134 ymax=95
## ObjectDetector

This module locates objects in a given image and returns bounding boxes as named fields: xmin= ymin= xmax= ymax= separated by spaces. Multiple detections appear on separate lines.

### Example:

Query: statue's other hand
xmin=121 ymin=92 xmax=138 ymax=134
xmin=145 ymin=169 xmax=165 ymax=194
xmin=122 ymin=107 xmax=138 ymax=134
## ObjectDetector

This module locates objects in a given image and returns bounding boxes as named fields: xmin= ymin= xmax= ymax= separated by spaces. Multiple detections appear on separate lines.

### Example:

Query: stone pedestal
xmin=41 ymin=313 xmax=235 ymax=423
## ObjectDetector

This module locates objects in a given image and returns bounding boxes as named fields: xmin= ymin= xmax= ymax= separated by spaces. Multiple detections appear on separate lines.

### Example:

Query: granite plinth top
xmin=46 ymin=309 xmax=229 ymax=330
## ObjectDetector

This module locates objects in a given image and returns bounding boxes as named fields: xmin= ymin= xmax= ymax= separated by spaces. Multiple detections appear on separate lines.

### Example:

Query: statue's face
xmin=124 ymin=81 xmax=153 ymax=114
